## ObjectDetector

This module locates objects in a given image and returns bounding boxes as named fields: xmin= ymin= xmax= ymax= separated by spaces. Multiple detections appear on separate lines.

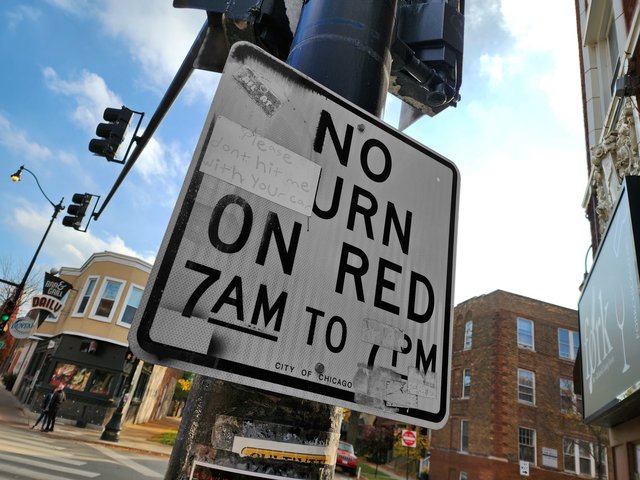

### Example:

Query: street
xmin=0 ymin=423 xmax=167 ymax=479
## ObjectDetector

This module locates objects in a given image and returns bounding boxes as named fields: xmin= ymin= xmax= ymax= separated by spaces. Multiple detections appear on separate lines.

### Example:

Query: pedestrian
xmin=31 ymin=390 xmax=52 ymax=430
xmin=42 ymin=384 xmax=66 ymax=432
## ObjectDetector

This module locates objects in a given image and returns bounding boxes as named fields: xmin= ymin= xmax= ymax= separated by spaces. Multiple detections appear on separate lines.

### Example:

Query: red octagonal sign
xmin=402 ymin=429 xmax=417 ymax=448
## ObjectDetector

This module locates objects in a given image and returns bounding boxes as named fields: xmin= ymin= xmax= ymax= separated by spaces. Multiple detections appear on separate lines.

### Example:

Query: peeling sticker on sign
xmin=200 ymin=115 xmax=321 ymax=216
xmin=354 ymin=364 xmax=407 ymax=410
xmin=234 ymin=66 xmax=281 ymax=116
xmin=408 ymin=367 xmax=438 ymax=398
xmin=361 ymin=318 xmax=405 ymax=351
xmin=385 ymin=380 xmax=419 ymax=408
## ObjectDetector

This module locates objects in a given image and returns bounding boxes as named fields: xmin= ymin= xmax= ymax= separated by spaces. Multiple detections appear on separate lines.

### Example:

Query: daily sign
xmin=129 ymin=42 xmax=459 ymax=428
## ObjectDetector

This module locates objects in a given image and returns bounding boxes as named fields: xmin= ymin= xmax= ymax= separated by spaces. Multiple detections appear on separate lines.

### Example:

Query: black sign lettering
xmin=383 ymin=201 xmax=412 ymax=255
xmin=347 ymin=185 xmax=377 ymax=240
xmin=408 ymin=271 xmax=435 ymax=323
xmin=360 ymin=138 xmax=392 ymax=183
xmin=325 ymin=316 xmax=347 ymax=353
xmin=209 ymin=194 xmax=253 ymax=253
xmin=335 ymin=242 xmax=368 ymax=302
xmin=256 ymin=211 xmax=301 ymax=275
xmin=313 ymin=110 xmax=353 ymax=167
xmin=251 ymin=284 xmax=287 ymax=332
xmin=374 ymin=258 xmax=402 ymax=315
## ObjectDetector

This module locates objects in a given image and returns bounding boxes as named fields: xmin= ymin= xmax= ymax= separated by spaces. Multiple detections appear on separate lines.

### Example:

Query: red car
xmin=336 ymin=441 xmax=358 ymax=476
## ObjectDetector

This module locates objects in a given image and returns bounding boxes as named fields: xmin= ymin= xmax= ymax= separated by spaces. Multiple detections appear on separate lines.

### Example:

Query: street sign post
xmin=130 ymin=42 xmax=459 ymax=428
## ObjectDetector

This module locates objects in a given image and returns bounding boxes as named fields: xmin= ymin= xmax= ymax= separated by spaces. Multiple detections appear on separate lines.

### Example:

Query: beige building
xmin=10 ymin=251 xmax=181 ymax=426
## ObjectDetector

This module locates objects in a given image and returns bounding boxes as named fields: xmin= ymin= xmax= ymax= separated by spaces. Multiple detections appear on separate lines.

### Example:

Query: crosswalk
xmin=0 ymin=425 xmax=164 ymax=479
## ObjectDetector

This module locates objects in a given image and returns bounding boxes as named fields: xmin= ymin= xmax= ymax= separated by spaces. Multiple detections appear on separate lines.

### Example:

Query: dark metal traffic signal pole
xmin=91 ymin=22 xmax=208 ymax=221
xmin=164 ymin=1 xmax=398 ymax=478
xmin=9 ymin=166 xmax=64 ymax=309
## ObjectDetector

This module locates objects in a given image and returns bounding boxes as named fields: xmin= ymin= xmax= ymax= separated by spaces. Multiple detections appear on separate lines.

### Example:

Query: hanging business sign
xmin=129 ymin=42 xmax=459 ymax=428
xmin=579 ymin=176 xmax=640 ymax=424
xmin=9 ymin=317 xmax=35 ymax=339
xmin=26 ymin=272 xmax=73 ymax=327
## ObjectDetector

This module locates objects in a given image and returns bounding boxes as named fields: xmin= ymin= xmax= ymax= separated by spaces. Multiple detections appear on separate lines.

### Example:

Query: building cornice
xmin=59 ymin=251 xmax=153 ymax=277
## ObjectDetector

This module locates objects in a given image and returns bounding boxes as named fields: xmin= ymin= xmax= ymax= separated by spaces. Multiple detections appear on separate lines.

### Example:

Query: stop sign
xmin=401 ymin=429 xmax=417 ymax=448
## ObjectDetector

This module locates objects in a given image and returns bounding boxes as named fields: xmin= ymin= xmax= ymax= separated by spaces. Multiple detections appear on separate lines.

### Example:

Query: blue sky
xmin=1 ymin=0 xmax=590 ymax=309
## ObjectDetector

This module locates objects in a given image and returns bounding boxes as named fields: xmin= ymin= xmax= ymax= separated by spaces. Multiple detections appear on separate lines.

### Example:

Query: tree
xmin=563 ymin=409 xmax=609 ymax=480
xmin=0 ymin=257 xmax=41 ymax=366
xmin=358 ymin=423 xmax=395 ymax=476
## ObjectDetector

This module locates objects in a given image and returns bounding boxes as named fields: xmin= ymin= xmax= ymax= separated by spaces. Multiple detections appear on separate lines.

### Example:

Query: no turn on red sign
xmin=129 ymin=42 xmax=459 ymax=429
xmin=401 ymin=430 xmax=417 ymax=448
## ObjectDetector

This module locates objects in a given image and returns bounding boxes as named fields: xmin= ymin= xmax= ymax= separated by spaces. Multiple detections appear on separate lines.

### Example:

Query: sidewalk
xmin=0 ymin=383 xmax=178 ymax=457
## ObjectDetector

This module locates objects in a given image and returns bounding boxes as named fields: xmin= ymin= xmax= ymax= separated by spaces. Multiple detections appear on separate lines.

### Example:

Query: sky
xmin=0 ymin=0 xmax=590 ymax=311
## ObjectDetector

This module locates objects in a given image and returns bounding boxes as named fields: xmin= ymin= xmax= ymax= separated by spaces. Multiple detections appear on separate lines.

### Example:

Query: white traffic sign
xmin=129 ymin=42 xmax=459 ymax=428
xmin=401 ymin=429 xmax=417 ymax=448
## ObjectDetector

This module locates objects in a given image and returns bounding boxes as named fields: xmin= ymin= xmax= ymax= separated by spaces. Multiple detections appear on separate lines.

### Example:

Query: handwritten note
xmin=200 ymin=115 xmax=321 ymax=216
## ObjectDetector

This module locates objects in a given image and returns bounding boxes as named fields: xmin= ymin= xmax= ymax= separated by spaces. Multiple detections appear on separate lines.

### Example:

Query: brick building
xmin=429 ymin=290 xmax=609 ymax=480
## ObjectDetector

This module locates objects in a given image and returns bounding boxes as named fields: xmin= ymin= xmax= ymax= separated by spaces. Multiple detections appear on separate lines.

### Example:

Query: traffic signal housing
xmin=62 ymin=193 xmax=93 ymax=231
xmin=88 ymin=106 xmax=133 ymax=161
xmin=0 ymin=299 xmax=16 ymax=336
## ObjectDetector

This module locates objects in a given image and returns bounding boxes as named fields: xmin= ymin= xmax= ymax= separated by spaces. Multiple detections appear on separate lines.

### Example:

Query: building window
xmin=607 ymin=20 xmax=619 ymax=80
xmin=90 ymin=278 xmax=124 ymax=321
xmin=519 ymin=427 xmax=536 ymax=463
xmin=74 ymin=276 xmax=98 ymax=315
xmin=459 ymin=473 xmax=468 ymax=480
xmin=460 ymin=420 xmax=469 ymax=452
xmin=517 ymin=317 xmax=534 ymax=349
xmin=462 ymin=368 xmax=471 ymax=398
xmin=49 ymin=362 xmax=91 ymax=391
xmin=89 ymin=370 xmax=115 ymax=395
xmin=563 ymin=438 xmax=604 ymax=477
xmin=518 ymin=369 xmax=535 ymax=404
xmin=463 ymin=320 xmax=472 ymax=350
xmin=80 ymin=340 xmax=98 ymax=354
xmin=560 ymin=378 xmax=582 ymax=414
xmin=558 ymin=328 xmax=579 ymax=360
xmin=117 ymin=284 xmax=144 ymax=327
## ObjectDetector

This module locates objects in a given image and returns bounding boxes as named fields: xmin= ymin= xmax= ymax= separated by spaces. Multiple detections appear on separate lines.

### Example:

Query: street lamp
xmin=9 ymin=165 xmax=64 ymax=312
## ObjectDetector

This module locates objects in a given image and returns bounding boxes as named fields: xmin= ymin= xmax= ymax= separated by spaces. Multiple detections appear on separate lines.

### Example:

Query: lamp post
xmin=9 ymin=165 xmax=64 ymax=309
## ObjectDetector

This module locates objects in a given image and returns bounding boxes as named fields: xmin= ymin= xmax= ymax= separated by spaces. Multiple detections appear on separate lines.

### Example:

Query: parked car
xmin=336 ymin=440 xmax=358 ymax=476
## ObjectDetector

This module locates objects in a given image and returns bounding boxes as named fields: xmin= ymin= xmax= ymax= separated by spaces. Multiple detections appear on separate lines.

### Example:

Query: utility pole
xmin=8 ymin=166 xmax=65 ymax=315
xmin=163 ymin=1 xmax=398 ymax=478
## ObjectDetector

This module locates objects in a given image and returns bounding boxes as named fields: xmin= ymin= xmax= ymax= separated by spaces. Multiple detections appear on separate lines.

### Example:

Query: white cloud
xmin=94 ymin=0 xmax=215 ymax=99
xmin=0 ymin=114 xmax=53 ymax=162
xmin=0 ymin=113 xmax=82 ymax=173
xmin=5 ymin=5 xmax=41 ymax=29
xmin=478 ymin=53 xmax=505 ymax=84
xmin=11 ymin=200 xmax=155 ymax=269
xmin=43 ymin=67 xmax=122 ymax=132
xmin=44 ymin=0 xmax=92 ymax=16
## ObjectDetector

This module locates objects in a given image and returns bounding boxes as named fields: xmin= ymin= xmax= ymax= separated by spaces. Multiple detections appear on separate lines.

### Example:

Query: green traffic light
xmin=1 ymin=313 xmax=9 ymax=322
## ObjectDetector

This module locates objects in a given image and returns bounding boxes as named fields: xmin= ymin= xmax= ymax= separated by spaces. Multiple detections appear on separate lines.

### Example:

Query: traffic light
xmin=0 ymin=299 xmax=16 ymax=336
xmin=62 ymin=193 xmax=92 ymax=230
xmin=88 ymin=106 xmax=133 ymax=161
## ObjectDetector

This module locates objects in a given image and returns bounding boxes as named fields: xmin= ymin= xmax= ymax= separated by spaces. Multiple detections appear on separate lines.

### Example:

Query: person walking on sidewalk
xmin=31 ymin=390 xmax=52 ymax=430
xmin=42 ymin=384 xmax=65 ymax=432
